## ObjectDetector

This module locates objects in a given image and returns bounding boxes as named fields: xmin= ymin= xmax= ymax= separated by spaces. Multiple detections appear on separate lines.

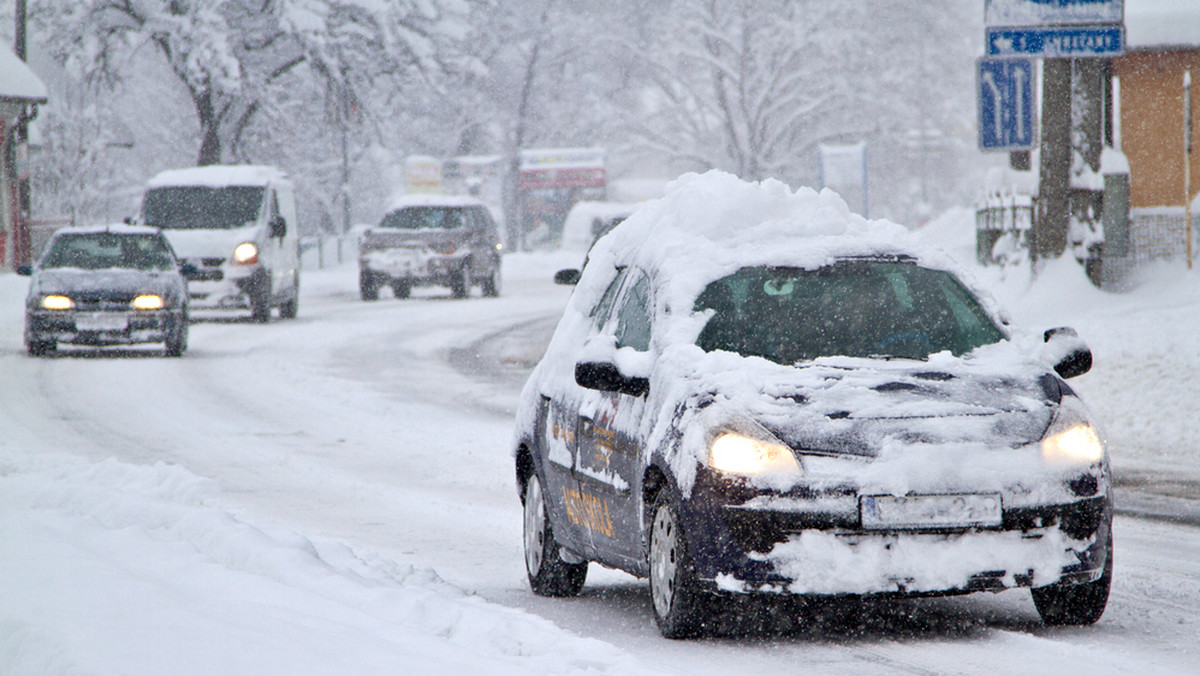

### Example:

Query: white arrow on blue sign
xmin=978 ymin=57 xmax=1037 ymax=151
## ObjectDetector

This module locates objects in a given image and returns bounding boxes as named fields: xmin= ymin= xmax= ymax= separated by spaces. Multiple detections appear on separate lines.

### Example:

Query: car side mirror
xmin=575 ymin=360 xmax=649 ymax=397
xmin=555 ymin=268 xmax=581 ymax=285
xmin=1043 ymin=326 xmax=1092 ymax=379
xmin=16 ymin=264 xmax=33 ymax=276
xmin=270 ymin=215 xmax=287 ymax=238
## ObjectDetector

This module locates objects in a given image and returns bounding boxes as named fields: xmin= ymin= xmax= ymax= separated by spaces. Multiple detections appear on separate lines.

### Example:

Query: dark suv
xmin=358 ymin=195 xmax=502 ymax=300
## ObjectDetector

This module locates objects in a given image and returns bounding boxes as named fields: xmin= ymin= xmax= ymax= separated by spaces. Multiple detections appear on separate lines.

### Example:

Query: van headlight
xmin=1041 ymin=398 xmax=1104 ymax=466
xmin=232 ymin=242 xmax=259 ymax=265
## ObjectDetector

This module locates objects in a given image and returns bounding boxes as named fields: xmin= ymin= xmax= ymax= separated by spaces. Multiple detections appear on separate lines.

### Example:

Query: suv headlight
xmin=232 ymin=242 xmax=259 ymax=265
xmin=41 ymin=295 xmax=74 ymax=310
xmin=131 ymin=294 xmax=164 ymax=310
xmin=1041 ymin=397 xmax=1104 ymax=466
xmin=708 ymin=424 xmax=803 ymax=478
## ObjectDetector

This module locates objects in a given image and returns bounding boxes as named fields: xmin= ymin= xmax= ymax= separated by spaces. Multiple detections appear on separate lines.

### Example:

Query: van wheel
xmin=250 ymin=288 xmax=271 ymax=322
xmin=481 ymin=261 xmax=501 ymax=297
xmin=279 ymin=274 xmax=299 ymax=318
xmin=450 ymin=265 xmax=470 ymax=299
xmin=524 ymin=476 xmax=587 ymax=597
xmin=360 ymin=270 xmax=379 ymax=301
xmin=650 ymin=495 xmax=710 ymax=638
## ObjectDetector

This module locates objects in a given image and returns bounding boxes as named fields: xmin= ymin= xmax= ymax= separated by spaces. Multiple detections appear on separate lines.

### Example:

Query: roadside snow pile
xmin=0 ymin=449 xmax=650 ymax=676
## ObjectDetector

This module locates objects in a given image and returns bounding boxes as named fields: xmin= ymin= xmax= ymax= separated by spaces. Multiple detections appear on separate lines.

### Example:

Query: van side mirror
xmin=1043 ymin=327 xmax=1092 ymax=379
xmin=270 ymin=215 xmax=287 ymax=238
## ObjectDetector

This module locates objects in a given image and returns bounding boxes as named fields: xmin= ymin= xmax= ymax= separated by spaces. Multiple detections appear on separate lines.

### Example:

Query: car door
xmin=571 ymin=269 xmax=651 ymax=565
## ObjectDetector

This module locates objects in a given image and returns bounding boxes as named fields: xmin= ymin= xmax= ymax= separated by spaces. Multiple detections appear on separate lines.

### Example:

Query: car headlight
xmin=41 ymin=295 xmax=74 ymax=310
xmin=131 ymin=294 xmax=165 ymax=310
xmin=709 ymin=431 xmax=803 ymax=477
xmin=1041 ymin=398 xmax=1104 ymax=466
xmin=232 ymin=242 xmax=259 ymax=265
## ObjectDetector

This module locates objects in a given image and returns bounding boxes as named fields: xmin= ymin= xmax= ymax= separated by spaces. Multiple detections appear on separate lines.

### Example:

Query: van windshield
xmin=142 ymin=186 xmax=265 ymax=230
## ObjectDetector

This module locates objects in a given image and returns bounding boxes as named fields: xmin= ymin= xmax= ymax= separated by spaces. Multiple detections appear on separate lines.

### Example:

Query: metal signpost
xmin=978 ymin=58 xmax=1037 ymax=151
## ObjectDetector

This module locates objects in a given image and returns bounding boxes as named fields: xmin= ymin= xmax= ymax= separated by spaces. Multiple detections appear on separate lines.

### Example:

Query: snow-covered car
xmin=358 ymin=194 xmax=502 ymax=300
xmin=18 ymin=224 xmax=189 ymax=357
xmin=513 ymin=172 xmax=1111 ymax=638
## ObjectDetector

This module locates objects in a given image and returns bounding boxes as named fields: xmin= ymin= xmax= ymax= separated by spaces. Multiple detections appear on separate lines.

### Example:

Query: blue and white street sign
xmin=978 ymin=58 xmax=1037 ymax=151
xmin=986 ymin=25 xmax=1124 ymax=58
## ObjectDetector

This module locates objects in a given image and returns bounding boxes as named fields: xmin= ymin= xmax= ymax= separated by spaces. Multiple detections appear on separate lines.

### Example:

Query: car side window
xmin=614 ymin=273 xmax=652 ymax=352
xmin=590 ymin=268 xmax=628 ymax=329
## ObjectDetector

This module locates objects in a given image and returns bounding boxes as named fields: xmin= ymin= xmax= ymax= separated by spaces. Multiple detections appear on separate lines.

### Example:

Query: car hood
xmin=677 ymin=350 xmax=1060 ymax=459
xmin=31 ymin=268 xmax=184 ymax=298
xmin=161 ymin=224 xmax=258 ymax=259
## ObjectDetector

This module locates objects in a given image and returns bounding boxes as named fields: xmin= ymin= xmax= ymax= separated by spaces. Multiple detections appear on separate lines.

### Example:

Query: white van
xmin=141 ymin=165 xmax=300 ymax=321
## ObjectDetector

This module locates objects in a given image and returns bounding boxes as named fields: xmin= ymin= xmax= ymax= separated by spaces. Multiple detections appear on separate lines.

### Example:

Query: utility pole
xmin=1186 ymin=70 xmax=1193 ymax=270
xmin=14 ymin=0 xmax=32 ymax=265
xmin=1035 ymin=59 xmax=1072 ymax=262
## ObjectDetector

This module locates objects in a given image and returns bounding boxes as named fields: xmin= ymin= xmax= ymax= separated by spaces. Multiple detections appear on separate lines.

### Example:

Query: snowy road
xmin=3 ymin=253 xmax=1200 ymax=674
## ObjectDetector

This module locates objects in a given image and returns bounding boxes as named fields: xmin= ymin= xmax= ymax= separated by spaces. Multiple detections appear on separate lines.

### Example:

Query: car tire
xmin=360 ymin=270 xmax=380 ymax=301
xmin=450 ymin=264 xmax=470 ymax=299
xmin=279 ymin=273 xmax=299 ymax=319
xmin=250 ymin=284 xmax=271 ymax=323
xmin=26 ymin=336 xmax=56 ymax=357
xmin=165 ymin=318 xmax=188 ymax=357
xmin=481 ymin=261 xmax=501 ymax=298
xmin=391 ymin=280 xmax=411 ymax=299
xmin=649 ymin=494 xmax=710 ymax=639
xmin=1032 ymin=533 xmax=1112 ymax=625
xmin=523 ymin=475 xmax=587 ymax=597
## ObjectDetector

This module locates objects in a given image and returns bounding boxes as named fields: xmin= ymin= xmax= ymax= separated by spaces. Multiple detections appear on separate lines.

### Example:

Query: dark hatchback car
xmin=358 ymin=194 xmax=502 ymax=300
xmin=513 ymin=172 xmax=1111 ymax=638
xmin=19 ymin=225 xmax=189 ymax=357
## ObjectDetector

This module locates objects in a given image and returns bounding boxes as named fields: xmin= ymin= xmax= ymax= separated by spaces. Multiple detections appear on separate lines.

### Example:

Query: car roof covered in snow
xmin=50 ymin=223 xmax=164 ymax=238
xmin=384 ymin=193 xmax=486 ymax=212
xmin=573 ymin=170 xmax=973 ymax=319
xmin=146 ymin=165 xmax=289 ymax=189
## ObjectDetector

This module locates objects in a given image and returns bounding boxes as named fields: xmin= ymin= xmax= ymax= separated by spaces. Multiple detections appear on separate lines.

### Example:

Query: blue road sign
xmin=978 ymin=58 xmax=1037 ymax=151
xmin=986 ymin=25 xmax=1124 ymax=58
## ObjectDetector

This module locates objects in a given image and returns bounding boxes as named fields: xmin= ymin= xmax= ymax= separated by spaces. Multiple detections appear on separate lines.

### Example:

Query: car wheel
xmin=523 ymin=475 xmax=587 ymax=597
xmin=250 ymin=285 xmax=271 ymax=323
xmin=26 ymin=336 xmax=56 ymax=357
xmin=1032 ymin=533 xmax=1112 ymax=625
xmin=279 ymin=273 xmax=299 ymax=318
xmin=649 ymin=495 xmax=710 ymax=639
xmin=481 ymin=261 xmax=501 ymax=298
xmin=165 ymin=318 xmax=188 ymax=357
xmin=360 ymin=269 xmax=380 ymax=301
xmin=450 ymin=264 xmax=470 ymax=299
xmin=391 ymin=280 xmax=411 ymax=299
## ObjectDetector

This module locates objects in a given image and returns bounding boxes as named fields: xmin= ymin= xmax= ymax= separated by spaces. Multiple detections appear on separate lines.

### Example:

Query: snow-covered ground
xmin=2 ymin=205 xmax=1200 ymax=674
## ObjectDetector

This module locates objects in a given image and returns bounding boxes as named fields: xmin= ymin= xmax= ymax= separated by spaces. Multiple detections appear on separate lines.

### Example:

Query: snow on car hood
xmin=160 ymin=224 xmax=258 ymax=259
xmin=31 ymin=268 xmax=183 ymax=298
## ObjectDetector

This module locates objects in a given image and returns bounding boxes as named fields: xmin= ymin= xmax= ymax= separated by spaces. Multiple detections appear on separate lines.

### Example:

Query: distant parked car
xmin=358 ymin=194 xmax=502 ymax=300
xmin=19 ymin=224 xmax=189 ymax=357
xmin=514 ymin=172 xmax=1111 ymax=638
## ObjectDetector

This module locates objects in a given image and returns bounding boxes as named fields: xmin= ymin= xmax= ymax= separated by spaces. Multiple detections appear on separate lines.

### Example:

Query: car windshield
xmin=380 ymin=207 xmax=466 ymax=230
xmin=142 ymin=186 xmax=265 ymax=229
xmin=41 ymin=233 xmax=177 ymax=271
xmin=694 ymin=261 xmax=1006 ymax=363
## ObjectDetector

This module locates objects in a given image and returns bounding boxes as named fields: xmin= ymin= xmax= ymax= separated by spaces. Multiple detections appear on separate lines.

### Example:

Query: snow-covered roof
xmin=384 ymin=193 xmax=485 ymax=212
xmin=580 ymin=171 xmax=958 ymax=316
xmin=146 ymin=165 xmax=289 ymax=189
xmin=0 ymin=46 xmax=48 ymax=102
xmin=1125 ymin=0 xmax=1200 ymax=49
xmin=51 ymin=223 xmax=163 ymax=237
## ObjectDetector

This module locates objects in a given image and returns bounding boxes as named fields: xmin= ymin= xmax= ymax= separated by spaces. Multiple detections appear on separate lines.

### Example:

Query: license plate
xmin=75 ymin=312 xmax=128 ymax=331
xmin=860 ymin=493 xmax=1002 ymax=530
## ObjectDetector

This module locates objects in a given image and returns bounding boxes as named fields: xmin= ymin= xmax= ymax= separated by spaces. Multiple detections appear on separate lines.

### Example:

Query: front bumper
xmin=26 ymin=308 xmax=185 ymax=346
xmin=681 ymin=468 xmax=1111 ymax=598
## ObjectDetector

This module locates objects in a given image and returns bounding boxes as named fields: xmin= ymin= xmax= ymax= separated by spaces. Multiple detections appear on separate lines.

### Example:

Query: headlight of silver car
xmin=1041 ymin=397 xmax=1104 ymax=466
